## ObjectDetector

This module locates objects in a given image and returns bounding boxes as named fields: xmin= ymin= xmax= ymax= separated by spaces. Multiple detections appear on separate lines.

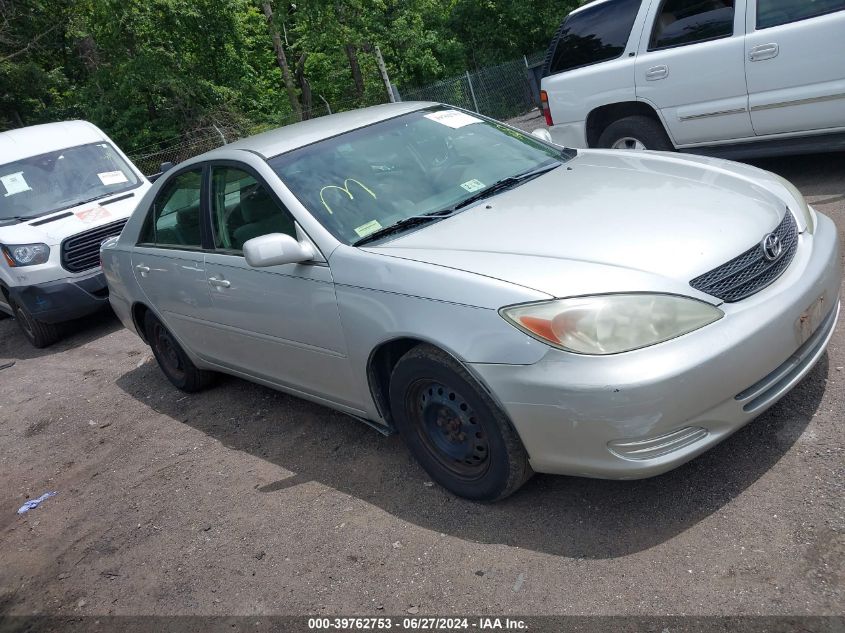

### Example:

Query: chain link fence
xmin=128 ymin=54 xmax=544 ymax=176
xmin=401 ymin=56 xmax=541 ymax=122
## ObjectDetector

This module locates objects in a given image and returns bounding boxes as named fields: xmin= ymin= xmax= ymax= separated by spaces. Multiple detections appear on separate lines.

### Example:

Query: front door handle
xmin=645 ymin=65 xmax=669 ymax=81
xmin=749 ymin=43 xmax=779 ymax=61
xmin=135 ymin=264 xmax=150 ymax=275
xmin=208 ymin=277 xmax=231 ymax=288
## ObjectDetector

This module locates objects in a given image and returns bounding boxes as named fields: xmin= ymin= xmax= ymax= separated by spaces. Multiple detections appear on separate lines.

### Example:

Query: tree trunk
xmin=262 ymin=1 xmax=301 ymax=122
xmin=295 ymin=53 xmax=312 ymax=119
xmin=345 ymin=43 xmax=364 ymax=100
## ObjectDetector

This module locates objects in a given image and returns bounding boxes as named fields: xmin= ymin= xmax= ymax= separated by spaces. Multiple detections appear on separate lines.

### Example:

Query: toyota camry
xmin=101 ymin=102 xmax=841 ymax=500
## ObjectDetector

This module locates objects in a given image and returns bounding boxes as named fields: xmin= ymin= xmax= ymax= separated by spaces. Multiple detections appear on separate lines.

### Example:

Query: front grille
xmin=61 ymin=218 xmax=128 ymax=273
xmin=689 ymin=212 xmax=798 ymax=302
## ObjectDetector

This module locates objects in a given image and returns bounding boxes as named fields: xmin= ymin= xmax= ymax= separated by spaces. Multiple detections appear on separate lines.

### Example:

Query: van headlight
xmin=500 ymin=294 xmax=723 ymax=355
xmin=2 ymin=243 xmax=51 ymax=267
xmin=774 ymin=175 xmax=814 ymax=234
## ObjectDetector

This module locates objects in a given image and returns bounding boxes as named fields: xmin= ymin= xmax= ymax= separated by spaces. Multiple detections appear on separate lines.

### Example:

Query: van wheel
xmin=597 ymin=115 xmax=674 ymax=151
xmin=144 ymin=311 xmax=214 ymax=392
xmin=389 ymin=344 xmax=532 ymax=501
xmin=11 ymin=300 xmax=61 ymax=348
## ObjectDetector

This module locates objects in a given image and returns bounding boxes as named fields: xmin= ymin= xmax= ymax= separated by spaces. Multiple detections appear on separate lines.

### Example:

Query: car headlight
xmin=774 ymin=174 xmax=814 ymax=234
xmin=500 ymin=294 xmax=724 ymax=355
xmin=2 ymin=243 xmax=51 ymax=267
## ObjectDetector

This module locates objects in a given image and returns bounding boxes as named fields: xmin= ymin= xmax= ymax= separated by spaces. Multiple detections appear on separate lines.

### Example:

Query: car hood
xmin=0 ymin=189 xmax=146 ymax=246
xmin=367 ymin=150 xmax=799 ymax=300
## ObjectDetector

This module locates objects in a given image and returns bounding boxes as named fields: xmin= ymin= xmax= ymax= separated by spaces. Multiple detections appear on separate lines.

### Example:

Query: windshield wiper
xmin=353 ymin=208 xmax=457 ymax=246
xmin=352 ymin=162 xmax=561 ymax=247
xmin=450 ymin=162 xmax=561 ymax=212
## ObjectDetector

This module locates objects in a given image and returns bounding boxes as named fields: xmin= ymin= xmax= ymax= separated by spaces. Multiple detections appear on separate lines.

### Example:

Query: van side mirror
xmin=243 ymin=233 xmax=314 ymax=267
xmin=160 ymin=161 xmax=175 ymax=174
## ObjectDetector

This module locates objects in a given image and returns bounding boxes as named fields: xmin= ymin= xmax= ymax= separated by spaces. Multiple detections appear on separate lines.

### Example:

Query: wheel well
xmin=131 ymin=302 xmax=151 ymax=344
xmin=367 ymin=337 xmax=426 ymax=427
xmin=585 ymin=101 xmax=663 ymax=148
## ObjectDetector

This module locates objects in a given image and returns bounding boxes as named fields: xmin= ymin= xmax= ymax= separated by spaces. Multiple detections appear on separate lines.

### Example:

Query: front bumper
xmin=8 ymin=270 xmax=110 ymax=324
xmin=471 ymin=212 xmax=842 ymax=478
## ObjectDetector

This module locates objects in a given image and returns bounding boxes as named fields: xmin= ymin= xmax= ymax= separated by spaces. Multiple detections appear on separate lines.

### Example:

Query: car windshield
xmin=268 ymin=107 xmax=569 ymax=244
xmin=0 ymin=142 xmax=141 ymax=222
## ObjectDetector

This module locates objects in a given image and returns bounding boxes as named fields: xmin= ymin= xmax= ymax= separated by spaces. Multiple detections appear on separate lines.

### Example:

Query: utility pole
xmin=373 ymin=45 xmax=395 ymax=103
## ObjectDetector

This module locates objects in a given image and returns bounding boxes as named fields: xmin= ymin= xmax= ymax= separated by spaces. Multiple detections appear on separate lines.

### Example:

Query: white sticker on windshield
xmin=424 ymin=110 xmax=483 ymax=129
xmin=354 ymin=220 xmax=383 ymax=238
xmin=460 ymin=179 xmax=485 ymax=192
xmin=97 ymin=170 xmax=129 ymax=186
xmin=1 ymin=172 xmax=31 ymax=197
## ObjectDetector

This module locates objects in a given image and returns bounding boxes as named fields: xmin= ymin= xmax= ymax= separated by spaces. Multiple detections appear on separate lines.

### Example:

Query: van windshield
xmin=0 ymin=142 xmax=141 ymax=223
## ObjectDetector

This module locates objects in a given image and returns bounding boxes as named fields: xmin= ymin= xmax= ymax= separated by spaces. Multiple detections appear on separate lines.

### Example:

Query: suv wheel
xmin=11 ymin=300 xmax=61 ymax=348
xmin=389 ymin=344 xmax=532 ymax=501
xmin=597 ymin=115 xmax=674 ymax=151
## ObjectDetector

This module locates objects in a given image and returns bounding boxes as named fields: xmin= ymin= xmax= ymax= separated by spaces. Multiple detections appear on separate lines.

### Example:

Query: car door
xmin=745 ymin=0 xmax=845 ymax=136
xmin=635 ymin=0 xmax=755 ymax=146
xmin=131 ymin=167 xmax=212 ymax=352
xmin=201 ymin=163 xmax=360 ymax=407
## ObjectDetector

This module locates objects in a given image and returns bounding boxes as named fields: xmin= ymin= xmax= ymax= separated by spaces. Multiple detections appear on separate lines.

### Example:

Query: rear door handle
xmin=645 ymin=65 xmax=668 ymax=81
xmin=135 ymin=264 xmax=150 ymax=274
xmin=208 ymin=277 xmax=230 ymax=288
xmin=749 ymin=43 xmax=779 ymax=61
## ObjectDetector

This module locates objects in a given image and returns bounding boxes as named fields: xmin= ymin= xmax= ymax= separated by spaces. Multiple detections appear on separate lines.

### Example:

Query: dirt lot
xmin=1 ymin=147 xmax=843 ymax=622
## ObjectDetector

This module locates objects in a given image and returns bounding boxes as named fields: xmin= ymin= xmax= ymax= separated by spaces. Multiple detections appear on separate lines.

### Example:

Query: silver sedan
xmin=102 ymin=102 xmax=842 ymax=500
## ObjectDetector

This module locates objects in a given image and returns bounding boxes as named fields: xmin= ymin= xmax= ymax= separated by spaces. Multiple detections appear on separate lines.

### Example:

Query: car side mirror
xmin=243 ymin=233 xmax=315 ymax=268
xmin=160 ymin=161 xmax=175 ymax=174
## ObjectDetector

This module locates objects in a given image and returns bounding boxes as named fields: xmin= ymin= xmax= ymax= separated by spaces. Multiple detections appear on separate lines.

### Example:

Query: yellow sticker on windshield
xmin=460 ymin=179 xmax=485 ymax=192
xmin=354 ymin=220 xmax=383 ymax=238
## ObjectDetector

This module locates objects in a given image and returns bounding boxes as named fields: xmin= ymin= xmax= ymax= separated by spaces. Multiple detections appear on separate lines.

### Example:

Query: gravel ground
xmin=0 ymin=145 xmax=843 ymax=621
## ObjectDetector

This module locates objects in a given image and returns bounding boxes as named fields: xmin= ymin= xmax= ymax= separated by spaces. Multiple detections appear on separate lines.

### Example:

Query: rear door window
xmin=139 ymin=169 xmax=203 ymax=249
xmin=649 ymin=0 xmax=735 ymax=50
xmin=757 ymin=0 xmax=845 ymax=29
xmin=545 ymin=0 xmax=643 ymax=76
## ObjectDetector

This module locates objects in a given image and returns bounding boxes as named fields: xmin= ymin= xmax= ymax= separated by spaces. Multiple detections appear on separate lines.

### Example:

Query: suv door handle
xmin=208 ymin=277 xmax=231 ymax=288
xmin=135 ymin=264 xmax=150 ymax=274
xmin=749 ymin=43 xmax=779 ymax=61
xmin=645 ymin=65 xmax=668 ymax=81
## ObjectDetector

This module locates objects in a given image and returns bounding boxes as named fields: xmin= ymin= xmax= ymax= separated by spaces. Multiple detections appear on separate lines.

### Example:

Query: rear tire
xmin=144 ymin=311 xmax=214 ymax=392
xmin=11 ymin=300 xmax=61 ymax=348
xmin=597 ymin=115 xmax=674 ymax=151
xmin=389 ymin=344 xmax=532 ymax=501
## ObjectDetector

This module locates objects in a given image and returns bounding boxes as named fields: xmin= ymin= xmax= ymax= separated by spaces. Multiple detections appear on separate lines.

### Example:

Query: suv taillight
xmin=540 ymin=90 xmax=553 ymax=127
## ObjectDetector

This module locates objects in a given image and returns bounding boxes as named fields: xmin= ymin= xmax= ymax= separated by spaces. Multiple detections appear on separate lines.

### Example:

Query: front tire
xmin=144 ymin=311 xmax=214 ymax=392
xmin=597 ymin=115 xmax=674 ymax=151
xmin=11 ymin=300 xmax=60 ymax=348
xmin=389 ymin=345 xmax=532 ymax=501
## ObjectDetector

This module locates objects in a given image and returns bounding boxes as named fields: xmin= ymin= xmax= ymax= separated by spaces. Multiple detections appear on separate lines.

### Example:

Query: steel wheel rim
xmin=153 ymin=323 xmax=184 ymax=380
xmin=408 ymin=379 xmax=490 ymax=479
xmin=611 ymin=137 xmax=647 ymax=150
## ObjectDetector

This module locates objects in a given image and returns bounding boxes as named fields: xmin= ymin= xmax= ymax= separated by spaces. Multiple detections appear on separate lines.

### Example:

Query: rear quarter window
xmin=544 ymin=0 xmax=643 ymax=76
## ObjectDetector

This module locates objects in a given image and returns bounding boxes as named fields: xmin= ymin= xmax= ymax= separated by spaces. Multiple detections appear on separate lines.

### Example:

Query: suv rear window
xmin=544 ymin=0 xmax=642 ymax=76
xmin=650 ymin=0 xmax=735 ymax=50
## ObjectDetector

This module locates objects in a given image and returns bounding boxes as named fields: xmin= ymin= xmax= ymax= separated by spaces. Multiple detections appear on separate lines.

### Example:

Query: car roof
xmin=220 ymin=101 xmax=437 ymax=159
xmin=0 ymin=120 xmax=109 ymax=165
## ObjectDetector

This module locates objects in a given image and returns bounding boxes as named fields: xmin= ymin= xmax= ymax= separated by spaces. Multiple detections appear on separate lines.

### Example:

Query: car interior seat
xmin=232 ymin=186 xmax=295 ymax=249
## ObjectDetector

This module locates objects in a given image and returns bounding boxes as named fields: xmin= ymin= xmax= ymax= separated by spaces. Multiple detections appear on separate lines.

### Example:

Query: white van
xmin=0 ymin=121 xmax=151 ymax=347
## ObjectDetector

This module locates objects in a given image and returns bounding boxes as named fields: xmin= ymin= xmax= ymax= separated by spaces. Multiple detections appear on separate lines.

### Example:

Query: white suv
xmin=0 ymin=121 xmax=150 ymax=347
xmin=538 ymin=0 xmax=845 ymax=158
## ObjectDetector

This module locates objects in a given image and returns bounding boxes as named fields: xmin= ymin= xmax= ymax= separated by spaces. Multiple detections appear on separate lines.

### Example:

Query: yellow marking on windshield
xmin=319 ymin=178 xmax=377 ymax=215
